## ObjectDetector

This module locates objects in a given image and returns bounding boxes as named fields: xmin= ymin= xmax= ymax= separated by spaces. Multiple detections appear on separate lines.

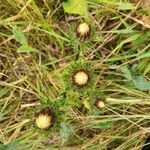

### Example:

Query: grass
xmin=0 ymin=0 xmax=150 ymax=149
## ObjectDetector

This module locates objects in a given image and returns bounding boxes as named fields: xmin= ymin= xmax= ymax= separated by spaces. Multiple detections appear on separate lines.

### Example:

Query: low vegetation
xmin=0 ymin=0 xmax=150 ymax=149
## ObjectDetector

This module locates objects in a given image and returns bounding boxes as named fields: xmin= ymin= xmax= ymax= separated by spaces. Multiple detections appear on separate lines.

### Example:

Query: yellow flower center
xmin=36 ymin=114 xmax=52 ymax=129
xmin=77 ymin=23 xmax=89 ymax=36
xmin=74 ymin=71 xmax=89 ymax=86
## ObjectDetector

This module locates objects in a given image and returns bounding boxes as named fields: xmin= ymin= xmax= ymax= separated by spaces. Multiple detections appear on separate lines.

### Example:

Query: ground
xmin=0 ymin=0 xmax=150 ymax=150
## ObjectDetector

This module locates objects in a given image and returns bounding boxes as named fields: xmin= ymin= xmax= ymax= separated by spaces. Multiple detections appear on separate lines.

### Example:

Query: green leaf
xmin=91 ymin=0 xmax=116 ymax=5
xmin=60 ymin=122 xmax=73 ymax=143
xmin=113 ymin=33 xmax=141 ymax=53
xmin=118 ymin=2 xmax=136 ymax=10
xmin=139 ymin=8 xmax=150 ymax=15
xmin=63 ymin=0 xmax=87 ymax=15
xmin=120 ymin=66 xmax=132 ymax=81
xmin=137 ymin=51 xmax=150 ymax=59
xmin=112 ymin=28 xmax=136 ymax=34
xmin=93 ymin=122 xmax=113 ymax=130
xmin=12 ymin=26 xmax=27 ymax=45
xmin=0 ymin=143 xmax=7 ymax=150
xmin=0 ymin=87 xmax=10 ymax=98
xmin=139 ymin=58 xmax=150 ymax=75
xmin=83 ymin=99 xmax=91 ymax=109
xmin=122 ymin=34 xmax=141 ymax=44
xmin=133 ymin=76 xmax=150 ymax=91
xmin=17 ymin=44 xmax=36 ymax=53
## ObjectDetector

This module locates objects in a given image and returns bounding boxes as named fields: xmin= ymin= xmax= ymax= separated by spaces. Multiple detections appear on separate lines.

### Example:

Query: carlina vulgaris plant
xmin=34 ymin=98 xmax=66 ymax=134
xmin=62 ymin=60 xmax=99 ymax=109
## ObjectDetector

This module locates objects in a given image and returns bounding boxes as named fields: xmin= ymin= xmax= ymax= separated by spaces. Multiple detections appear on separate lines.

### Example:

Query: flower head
xmin=72 ymin=70 xmax=89 ymax=87
xmin=76 ymin=22 xmax=90 ymax=37
xmin=35 ymin=109 xmax=53 ymax=130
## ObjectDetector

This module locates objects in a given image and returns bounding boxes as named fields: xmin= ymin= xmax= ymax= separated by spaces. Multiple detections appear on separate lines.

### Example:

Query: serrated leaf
xmin=63 ymin=0 xmax=87 ymax=15
xmin=17 ymin=44 xmax=36 ymax=53
xmin=12 ymin=26 xmax=27 ymax=45
xmin=133 ymin=76 xmax=150 ymax=91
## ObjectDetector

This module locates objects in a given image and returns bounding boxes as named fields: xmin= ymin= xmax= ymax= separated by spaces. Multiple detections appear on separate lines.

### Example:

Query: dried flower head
xmin=35 ymin=109 xmax=53 ymax=130
xmin=72 ymin=70 xmax=89 ymax=87
xmin=95 ymin=100 xmax=105 ymax=108
xmin=76 ymin=22 xmax=90 ymax=37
